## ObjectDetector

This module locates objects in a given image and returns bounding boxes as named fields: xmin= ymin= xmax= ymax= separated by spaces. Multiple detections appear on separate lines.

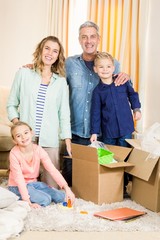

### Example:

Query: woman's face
xmin=41 ymin=40 xmax=60 ymax=67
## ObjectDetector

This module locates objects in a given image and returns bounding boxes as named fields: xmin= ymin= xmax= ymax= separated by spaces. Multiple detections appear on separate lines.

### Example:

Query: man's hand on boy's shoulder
xmin=114 ymin=72 xmax=130 ymax=86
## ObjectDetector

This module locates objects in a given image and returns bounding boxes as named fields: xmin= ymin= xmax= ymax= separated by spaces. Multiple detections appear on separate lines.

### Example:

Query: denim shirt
xmin=65 ymin=54 xmax=120 ymax=138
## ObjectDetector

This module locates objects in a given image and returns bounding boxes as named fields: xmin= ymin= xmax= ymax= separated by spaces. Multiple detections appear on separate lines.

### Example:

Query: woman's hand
xmin=12 ymin=118 xmax=19 ymax=124
xmin=65 ymin=138 xmax=72 ymax=157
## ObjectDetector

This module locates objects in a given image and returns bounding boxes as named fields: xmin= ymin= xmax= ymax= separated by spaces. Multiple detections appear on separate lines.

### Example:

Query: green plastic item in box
xmin=97 ymin=148 xmax=114 ymax=164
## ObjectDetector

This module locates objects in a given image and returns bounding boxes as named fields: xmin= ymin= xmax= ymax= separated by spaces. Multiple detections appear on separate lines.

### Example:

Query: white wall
xmin=0 ymin=0 xmax=49 ymax=87
xmin=143 ymin=0 xmax=160 ymax=129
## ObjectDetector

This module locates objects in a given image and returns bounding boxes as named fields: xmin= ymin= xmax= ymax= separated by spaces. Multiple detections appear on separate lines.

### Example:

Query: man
xmin=62 ymin=21 xmax=130 ymax=186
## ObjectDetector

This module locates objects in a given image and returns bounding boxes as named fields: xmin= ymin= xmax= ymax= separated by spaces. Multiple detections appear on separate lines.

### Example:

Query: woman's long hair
xmin=33 ymin=36 xmax=65 ymax=77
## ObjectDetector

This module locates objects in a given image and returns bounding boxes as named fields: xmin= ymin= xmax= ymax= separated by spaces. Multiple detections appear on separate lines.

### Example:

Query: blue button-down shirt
xmin=90 ymin=81 xmax=141 ymax=138
xmin=65 ymin=54 xmax=120 ymax=138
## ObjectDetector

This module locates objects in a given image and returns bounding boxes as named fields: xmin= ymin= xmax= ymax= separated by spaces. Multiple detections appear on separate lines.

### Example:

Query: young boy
xmin=90 ymin=52 xmax=141 ymax=147
xmin=8 ymin=121 xmax=75 ymax=208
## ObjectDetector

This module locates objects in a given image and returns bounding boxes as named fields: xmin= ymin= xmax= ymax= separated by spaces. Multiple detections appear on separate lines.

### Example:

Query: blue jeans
xmin=8 ymin=181 xmax=65 ymax=207
xmin=102 ymin=134 xmax=132 ymax=147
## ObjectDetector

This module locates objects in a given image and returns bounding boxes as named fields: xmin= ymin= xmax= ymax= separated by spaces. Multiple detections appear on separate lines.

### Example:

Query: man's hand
xmin=114 ymin=72 xmax=130 ymax=86
xmin=22 ymin=64 xmax=33 ymax=69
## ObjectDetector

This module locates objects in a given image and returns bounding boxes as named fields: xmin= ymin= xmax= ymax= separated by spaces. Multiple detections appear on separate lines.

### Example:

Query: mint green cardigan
xmin=7 ymin=68 xmax=71 ymax=147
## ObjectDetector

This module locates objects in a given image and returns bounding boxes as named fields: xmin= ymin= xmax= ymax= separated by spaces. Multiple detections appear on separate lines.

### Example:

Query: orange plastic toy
xmin=67 ymin=199 xmax=72 ymax=208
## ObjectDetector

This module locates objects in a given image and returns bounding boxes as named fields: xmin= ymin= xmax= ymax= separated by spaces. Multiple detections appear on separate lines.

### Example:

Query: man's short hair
xmin=79 ymin=21 xmax=99 ymax=35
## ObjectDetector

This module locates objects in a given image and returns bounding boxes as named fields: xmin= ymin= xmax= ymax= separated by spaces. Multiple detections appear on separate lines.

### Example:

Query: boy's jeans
xmin=8 ymin=181 xmax=65 ymax=207
xmin=102 ymin=133 xmax=132 ymax=147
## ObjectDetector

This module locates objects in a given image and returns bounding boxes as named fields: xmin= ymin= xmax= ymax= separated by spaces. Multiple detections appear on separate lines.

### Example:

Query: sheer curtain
xmin=47 ymin=0 xmax=69 ymax=56
xmin=47 ymin=0 xmax=87 ymax=57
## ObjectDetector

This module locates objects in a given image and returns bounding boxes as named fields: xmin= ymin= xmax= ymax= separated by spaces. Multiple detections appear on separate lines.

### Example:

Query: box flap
xmin=71 ymin=143 xmax=98 ymax=162
xmin=71 ymin=143 xmax=133 ymax=165
xmin=125 ymin=148 xmax=159 ymax=181
xmin=125 ymin=139 xmax=141 ymax=149
xmin=101 ymin=162 xmax=134 ymax=169
xmin=106 ymin=144 xmax=132 ymax=161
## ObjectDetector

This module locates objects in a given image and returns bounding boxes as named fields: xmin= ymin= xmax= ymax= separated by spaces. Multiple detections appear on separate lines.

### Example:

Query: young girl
xmin=8 ymin=121 xmax=75 ymax=209
xmin=7 ymin=36 xmax=71 ymax=188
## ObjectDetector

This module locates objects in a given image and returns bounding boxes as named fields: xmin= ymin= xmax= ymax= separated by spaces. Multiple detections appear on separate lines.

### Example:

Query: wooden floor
xmin=12 ymin=231 xmax=160 ymax=240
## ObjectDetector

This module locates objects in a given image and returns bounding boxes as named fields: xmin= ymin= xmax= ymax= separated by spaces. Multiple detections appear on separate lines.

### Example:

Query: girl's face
xmin=41 ymin=40 xmax=60 ymax=67
xmin=94 ymin=58 xmax=115 ymax=80
xmin=12 ymin=125 xmax=33 ymax=147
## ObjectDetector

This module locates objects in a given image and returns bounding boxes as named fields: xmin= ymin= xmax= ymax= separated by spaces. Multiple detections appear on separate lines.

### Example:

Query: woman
xmin=7 ymin=36 xmax=71 ymax=188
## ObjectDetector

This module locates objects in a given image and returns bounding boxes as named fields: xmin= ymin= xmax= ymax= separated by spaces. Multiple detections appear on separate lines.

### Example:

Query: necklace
xmin=41 ymin=72 xmax=52 ymax=85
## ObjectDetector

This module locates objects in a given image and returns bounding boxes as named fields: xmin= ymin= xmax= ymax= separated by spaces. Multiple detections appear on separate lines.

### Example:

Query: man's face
xmin=79 ymin=27 xmax=100 ymax=55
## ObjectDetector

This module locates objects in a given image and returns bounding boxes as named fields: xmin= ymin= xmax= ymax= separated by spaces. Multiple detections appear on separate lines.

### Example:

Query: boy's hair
xmin=94 ymin=52 xmax=114 ymax=65
xmin=79 ymin=21 xmax=99 ymax=35
xmin=11 ymin=121 xmax=32 ymax=139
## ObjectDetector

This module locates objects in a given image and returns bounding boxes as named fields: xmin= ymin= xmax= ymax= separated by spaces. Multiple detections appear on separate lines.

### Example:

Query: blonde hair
xmin=11 ymin=121 xmax=32 ymax=139
xmin=33 ymin=36 xmax=65 ymax=77
xmin=94 ymin=52 xmax=114 ymax=65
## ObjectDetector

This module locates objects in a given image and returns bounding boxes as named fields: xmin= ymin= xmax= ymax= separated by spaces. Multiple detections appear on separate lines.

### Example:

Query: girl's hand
xmin=27 ymin=199 xmax=41 ymax=209
xmin=63 ymin=185 xmax=75 ymax=205
xmin=29 ymin=202 xmax=41 ymax=209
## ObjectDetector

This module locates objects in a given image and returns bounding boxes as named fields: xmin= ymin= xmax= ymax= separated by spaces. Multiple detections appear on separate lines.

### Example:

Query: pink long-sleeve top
xmin=8 ymin=144 xmax=67 ymax=201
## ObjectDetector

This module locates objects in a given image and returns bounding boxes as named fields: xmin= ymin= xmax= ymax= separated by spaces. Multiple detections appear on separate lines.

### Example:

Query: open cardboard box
xmin=125 ymin=139 xmax=160 ymax=212
xmin=71 ymin=143 xmax=134 ymax=204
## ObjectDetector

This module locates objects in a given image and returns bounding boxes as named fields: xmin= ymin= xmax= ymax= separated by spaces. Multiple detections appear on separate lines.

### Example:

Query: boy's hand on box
xmin=90 ymin=134 xmax=97 ymax=143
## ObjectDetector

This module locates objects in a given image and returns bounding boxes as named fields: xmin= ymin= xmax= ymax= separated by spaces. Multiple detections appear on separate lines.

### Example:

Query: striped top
xmin=35 ymin=84 xmax=48 ymax=137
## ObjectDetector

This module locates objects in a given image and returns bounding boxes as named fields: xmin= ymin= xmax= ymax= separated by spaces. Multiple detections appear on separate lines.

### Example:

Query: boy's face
xmin=94 ymin=58 xmax=115 ymax=80
xmin=12 ymin=125 xmax=33 ymax=147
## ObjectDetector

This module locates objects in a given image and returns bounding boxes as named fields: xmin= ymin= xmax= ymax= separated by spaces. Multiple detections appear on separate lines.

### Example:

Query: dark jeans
xmin=102 ymin=133 xmax=132 ymax=147
xmin=62 ymin=134 xmax=91 ymax=187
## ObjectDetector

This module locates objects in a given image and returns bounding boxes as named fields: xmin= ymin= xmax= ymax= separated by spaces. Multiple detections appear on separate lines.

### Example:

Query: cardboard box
xmin=125 ymin=139 xmax=160 ymax=212
xmin=71 ymin=143 xmax=133 ymax=204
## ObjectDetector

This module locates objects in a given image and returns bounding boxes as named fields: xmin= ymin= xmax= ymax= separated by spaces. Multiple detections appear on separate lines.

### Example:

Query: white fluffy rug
xmin=24 ymin=198 xmax=160 ymax=232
